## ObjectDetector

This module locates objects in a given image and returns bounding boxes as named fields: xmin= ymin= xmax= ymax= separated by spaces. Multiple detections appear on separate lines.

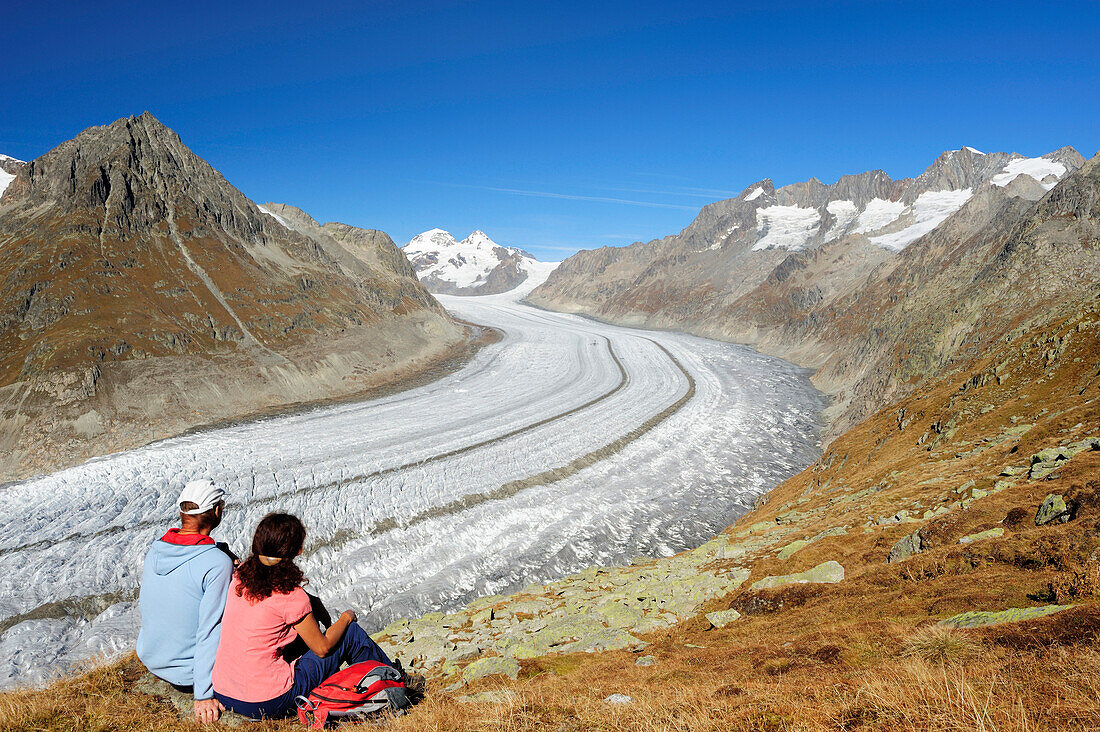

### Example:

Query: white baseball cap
xmin=177 ymin=479 xmax=226 ymax=514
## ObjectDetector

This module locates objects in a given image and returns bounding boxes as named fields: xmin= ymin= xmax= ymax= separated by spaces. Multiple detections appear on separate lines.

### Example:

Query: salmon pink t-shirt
xmin=212 ymin=578 xmax=312 ymax=702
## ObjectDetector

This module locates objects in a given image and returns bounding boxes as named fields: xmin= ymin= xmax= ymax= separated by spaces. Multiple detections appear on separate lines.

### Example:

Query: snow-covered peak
xmin=963 ymin=146 xmax=985 ymax=155
xmin=459 ymin=230 xmax=499 ymax=249
xmin=991 ymin=155 xmax=1068 ymax=191
xmin=405 ymin=228 xmax=460 ymax=255
xmin=0 ymin=153 xmax=24 ymax=164
xmin=404 ymin=228 xmax=544 ymax=294
xmin=745 ymin=186 xmax=765 ymax=201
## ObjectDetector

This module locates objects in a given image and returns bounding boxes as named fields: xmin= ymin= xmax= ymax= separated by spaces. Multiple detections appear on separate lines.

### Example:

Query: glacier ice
xmin=0 ymin=286 xmax=823 ymax=689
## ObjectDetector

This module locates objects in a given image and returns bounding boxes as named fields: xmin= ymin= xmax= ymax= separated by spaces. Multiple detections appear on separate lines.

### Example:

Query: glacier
xmin=0 ymin=278 xmax=824 ymax=689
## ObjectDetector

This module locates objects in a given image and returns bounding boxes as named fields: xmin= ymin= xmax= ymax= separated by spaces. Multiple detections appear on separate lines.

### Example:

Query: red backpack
xmin=295 ymin=661 xmax=410 ymax=728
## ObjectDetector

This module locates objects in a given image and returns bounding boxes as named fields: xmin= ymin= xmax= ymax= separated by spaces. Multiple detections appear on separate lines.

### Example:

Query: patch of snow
xmin=256 ymin=204 xmax=291 ymax=230
xmin=963 ymin=146 xmax=985 ymax=155
xmin=991 ymin=157 xmax=1067 ymax=191
xmin=752 ymin=205 xmax=821 ymax=252
xmin=0 ymin=169 xmax=14 ymax=197
xmin=853 ymin=198 xmax=906 ymax=234
xmin=869 ymin=189 xmax=973 ymax=251
xmin=823 ymin=200 xmax=858 ymax=242
xmin=0 ymin=154 xmax=19 ymax=197
xmin=745 ymin=187 xmax=764 ymax=201
xmin=709 ymin=224 xmax=739 ymax=250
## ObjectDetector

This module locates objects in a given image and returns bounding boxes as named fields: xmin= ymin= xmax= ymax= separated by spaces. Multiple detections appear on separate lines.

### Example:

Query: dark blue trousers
xmin=215 ymin=622 xmax=393 ymax=719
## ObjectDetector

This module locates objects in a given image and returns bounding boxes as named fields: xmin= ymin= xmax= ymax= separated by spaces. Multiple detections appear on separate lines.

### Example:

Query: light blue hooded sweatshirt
xmin=136 ymin=537 xmax=233 ymax=700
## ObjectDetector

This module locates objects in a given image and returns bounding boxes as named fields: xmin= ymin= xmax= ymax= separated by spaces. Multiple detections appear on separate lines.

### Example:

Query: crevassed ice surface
xmin=823 ymin=200 xmax=858 ymax=242
xmin=869 ymin=189 xmax=973 ymax=251
xmin=0 ymin=277 xmax=824 ymax=689
xmin=752 ymin=204 xmax=821 ymax=251
xmin=991 ymin=156 xmax=1067 ymax=190
xmin=853 ymin=198 xmax=906 ymax=234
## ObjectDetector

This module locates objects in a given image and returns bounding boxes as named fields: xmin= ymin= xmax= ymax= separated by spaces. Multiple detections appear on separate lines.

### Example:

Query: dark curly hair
xmin=235 ymin=513 xmax=307 ymax=602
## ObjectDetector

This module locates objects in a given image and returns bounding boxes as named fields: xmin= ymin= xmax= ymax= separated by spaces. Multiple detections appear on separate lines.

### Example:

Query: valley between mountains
xmin=3 ymin=113 xmax=1100 ymax=730
xmin=0 ymin=271 xmax=823 ymax=690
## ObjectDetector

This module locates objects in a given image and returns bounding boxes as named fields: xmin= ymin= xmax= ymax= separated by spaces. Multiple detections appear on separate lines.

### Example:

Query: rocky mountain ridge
xmin=404 ymin=228 xmax=544 ymax=295
xmin=0 ymin=113 xmax=467 ymax=481
xmin=528 ymin=146 xmax=1092 ymax=435
xmin=257 ymin=202 xmax=421 ymax=281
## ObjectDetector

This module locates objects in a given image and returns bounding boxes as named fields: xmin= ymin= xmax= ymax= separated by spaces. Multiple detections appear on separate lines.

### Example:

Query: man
xmin=137 ymin=479 xmax=233 ymax=724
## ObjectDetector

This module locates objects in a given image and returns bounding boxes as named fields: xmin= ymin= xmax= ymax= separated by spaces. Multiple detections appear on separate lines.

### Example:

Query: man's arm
xmin=193 ymin=557 xmax=232 ymax=704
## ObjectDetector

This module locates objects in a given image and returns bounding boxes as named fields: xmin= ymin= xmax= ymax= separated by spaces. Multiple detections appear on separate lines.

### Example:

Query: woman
xmin=212 ymin=513 xmax=394 ymax=719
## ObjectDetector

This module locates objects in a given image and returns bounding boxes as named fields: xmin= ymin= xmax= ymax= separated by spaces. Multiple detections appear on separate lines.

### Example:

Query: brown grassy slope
xmin=4 ymin=290 xmax=1099 ymax=731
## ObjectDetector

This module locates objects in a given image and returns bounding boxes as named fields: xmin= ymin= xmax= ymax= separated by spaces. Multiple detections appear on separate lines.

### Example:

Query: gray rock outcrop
xmin=1036 ymin=494 xmax=1072 ymax=526
xmin=888 ymin=531 xmax=924 ymax=563
xmin=749 ymin=560 xmax=845 ymax=590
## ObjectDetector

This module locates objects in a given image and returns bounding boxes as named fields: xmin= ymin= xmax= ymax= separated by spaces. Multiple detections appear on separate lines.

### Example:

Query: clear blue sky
xmin=3 ymin=1 xmax=1098 ymax=260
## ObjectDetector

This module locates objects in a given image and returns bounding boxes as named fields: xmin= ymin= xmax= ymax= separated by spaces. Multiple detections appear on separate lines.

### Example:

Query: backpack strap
xmin=296 ymin=695 xmax=327 ymax=730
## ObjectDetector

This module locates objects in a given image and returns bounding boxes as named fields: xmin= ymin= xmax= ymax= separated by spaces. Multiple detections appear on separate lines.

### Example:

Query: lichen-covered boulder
xmin=563 ymin=627 xmax=643 ymax=653
xmin=705 ymin=609 xmax=742 ymax=628
xmin=777 ymin=539 xmax=811 ymax=560
xmin=750 ymin=560 xmax=845 ymax=590
xmin=938 ymin=605 xmax=1074 ymax=628
xmin=462 ymin=655 xmax=520 ymax=682
xmin=457 ymin=689 xmax=518 ymax=704
xmin=134 ymin=674 xmax=250 ymax=727
xmin=1035 ymin=494 xmax=1072 ymax=526
xmin=959 ymin=527 xmax=1005 ymax=544
xmin=888 ymin=531 xmax=922 ymax=563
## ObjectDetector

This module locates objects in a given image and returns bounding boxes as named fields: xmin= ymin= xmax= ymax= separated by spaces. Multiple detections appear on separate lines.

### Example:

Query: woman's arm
xmin=293 ymin=610 xmax=357 ymax=658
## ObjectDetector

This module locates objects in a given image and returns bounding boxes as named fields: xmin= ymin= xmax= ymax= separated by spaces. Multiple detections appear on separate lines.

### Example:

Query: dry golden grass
xmin=902 ymin=625 xmax=983 ymax=664
xmin=6 ymin=643 xmax=1099 ymax=731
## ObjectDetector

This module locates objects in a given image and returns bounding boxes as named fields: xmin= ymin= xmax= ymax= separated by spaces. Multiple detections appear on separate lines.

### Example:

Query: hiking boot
xmin=392 ymin=659 xmax=426 ymax=703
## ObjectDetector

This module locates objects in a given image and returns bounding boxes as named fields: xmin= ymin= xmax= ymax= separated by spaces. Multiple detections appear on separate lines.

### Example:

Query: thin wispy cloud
xmin=419 ymin=180 xmax=699 ymax=211
xmin=594 ymin=185 xmax=742 ymax=200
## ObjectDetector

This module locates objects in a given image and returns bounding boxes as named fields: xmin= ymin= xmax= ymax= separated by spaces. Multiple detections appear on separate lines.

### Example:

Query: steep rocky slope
xmin=405 ymin=228 xmax=546 ymax=295
xmin=257 ymin=202 xmax=421 ymax=281
xmin=0 ymin=114 xmax=467 ymax=481
xmin=528 ymin=147 xmax=1091 ymax=434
